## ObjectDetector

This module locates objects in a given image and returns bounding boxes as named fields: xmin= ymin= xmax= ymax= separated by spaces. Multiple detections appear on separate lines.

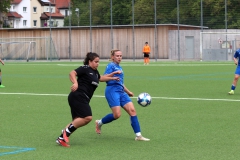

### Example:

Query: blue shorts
xmin=235 ymin=66 xmax=240 ymax=75
xmin=105 ymin=85 xmax=132 ymax=108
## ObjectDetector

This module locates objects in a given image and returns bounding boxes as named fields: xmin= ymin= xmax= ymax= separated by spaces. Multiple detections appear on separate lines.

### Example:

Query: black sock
xmin=66 ymin=123 xmax=77 ymax=137
xmin=59 ymin=133 xmax=63 ymax=139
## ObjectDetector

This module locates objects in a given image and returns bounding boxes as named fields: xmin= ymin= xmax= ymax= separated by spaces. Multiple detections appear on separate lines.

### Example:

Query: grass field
xmin=1 ymin=60 xmax=240 ymax=160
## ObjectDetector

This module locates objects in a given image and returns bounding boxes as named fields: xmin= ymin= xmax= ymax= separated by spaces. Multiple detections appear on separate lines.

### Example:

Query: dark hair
xmin=145 ymin=42 xmax=148 ymax=44
xmin=110 ymin=49 xmax=120 ymax=61
xmin=83 ymin=52 xmax=99 ymax=65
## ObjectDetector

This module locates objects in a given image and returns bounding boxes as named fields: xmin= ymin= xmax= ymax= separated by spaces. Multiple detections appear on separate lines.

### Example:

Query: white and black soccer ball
xmin=137 ymin=92 xmax=151 ymax=107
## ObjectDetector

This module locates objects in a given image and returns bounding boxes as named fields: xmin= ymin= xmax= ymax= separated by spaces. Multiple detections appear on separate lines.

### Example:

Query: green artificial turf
xmin=1 ymin=61 xmax=240 ymax=160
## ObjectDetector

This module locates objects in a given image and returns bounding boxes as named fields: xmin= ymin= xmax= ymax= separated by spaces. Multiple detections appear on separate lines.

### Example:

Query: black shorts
xmin=143 ymin=53 xmax=150 ymax=57
xmin=68 ymin=91 xmax=92 ymax=119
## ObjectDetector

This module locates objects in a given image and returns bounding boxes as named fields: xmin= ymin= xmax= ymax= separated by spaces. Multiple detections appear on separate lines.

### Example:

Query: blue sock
xmin=231 ymin=85 xmax=236 ymax=90
xmin=102 ymin=113 xmax=115 ymax=124
xmin=131 ymin=116 xmax=141 ymax=133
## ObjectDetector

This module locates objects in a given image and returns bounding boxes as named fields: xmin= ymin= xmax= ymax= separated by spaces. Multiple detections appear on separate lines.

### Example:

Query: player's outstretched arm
xmin=99 ymin=74 xmax=119 ymax=82
xmin=104 ymin=70 xmax=121 ymax=77
xmin=99 ymin=70 xmax=121 ymax=82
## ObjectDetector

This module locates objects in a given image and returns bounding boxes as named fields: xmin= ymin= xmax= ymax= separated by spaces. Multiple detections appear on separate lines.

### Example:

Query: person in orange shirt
xmin=142 ymin=42 xmax=151 ymax=65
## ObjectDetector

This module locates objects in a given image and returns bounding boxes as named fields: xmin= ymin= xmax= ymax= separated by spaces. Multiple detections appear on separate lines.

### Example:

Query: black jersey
xmin=74 ymin=65 xmax=100 ymax=99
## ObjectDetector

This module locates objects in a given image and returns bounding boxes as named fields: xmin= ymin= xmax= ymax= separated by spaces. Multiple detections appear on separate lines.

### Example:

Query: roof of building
xmin=11 ymin=0 xmax=22 ymax=4
xmin=7 ymin=12 xmax=23 ymax=18
xmin=40 ymin=12 xmax=64 ymax=19
xmin=55 ymin=0 xmax=70 ymax=9
xmin=38 ymin=0 xmax=55 ymax=6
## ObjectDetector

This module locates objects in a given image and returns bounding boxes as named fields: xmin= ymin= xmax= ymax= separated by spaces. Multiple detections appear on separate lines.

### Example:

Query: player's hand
xmin=112 ymin=77 xmax=120 ymax=81
xmin=71 ymin=83 xmax=78 ymax=92
xmin=128 ymin=92 xmax=134 ymax=97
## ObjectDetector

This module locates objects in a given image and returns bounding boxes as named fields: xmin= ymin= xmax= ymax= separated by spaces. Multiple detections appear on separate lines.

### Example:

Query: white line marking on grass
xmin=0 ymin=92 xmax=239 ymax=102
xmin=0 ymin=92 xmax=67 ymax=96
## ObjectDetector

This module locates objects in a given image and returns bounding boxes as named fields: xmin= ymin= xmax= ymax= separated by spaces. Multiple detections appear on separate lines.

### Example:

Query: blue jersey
xmin=104 ymin=62 xmax=124 ymax=89
xmin=234 ymin=49 xmax=240 ymax=66
xmin=104 ymin=62 xmax=131 ymax=107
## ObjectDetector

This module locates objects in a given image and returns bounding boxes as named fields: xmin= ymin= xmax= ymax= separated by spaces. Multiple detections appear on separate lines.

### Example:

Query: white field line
xmin=0 ymin=92 xmax=239 ymax=102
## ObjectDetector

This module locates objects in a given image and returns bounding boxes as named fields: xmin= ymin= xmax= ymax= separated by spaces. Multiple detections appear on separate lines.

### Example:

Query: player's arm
xmin=0 ymin=59 xmax=4 ymax=65
xmin=123 ymin=85 xmax=134 ymax=97
xmin=99 ymin=71 xmax=121 ymax=82
xmin=99 ymin=75 xmax=119 ymax=82
xmin=234 ymin=57 xmax=238 ymax=65
xmin=104 ymin=70 xmax=121 ymax=77
xmin=69 ymin=70 xmax=78 ymax=92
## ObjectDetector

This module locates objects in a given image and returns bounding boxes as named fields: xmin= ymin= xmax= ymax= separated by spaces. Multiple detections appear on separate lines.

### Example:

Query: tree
xmin=0 ymin=0 xmax=11 ymax=27
xmin=0 ymin=0 xmax=11 ymax=13
xmin=64 ymin=0 xmax=240 ymax=29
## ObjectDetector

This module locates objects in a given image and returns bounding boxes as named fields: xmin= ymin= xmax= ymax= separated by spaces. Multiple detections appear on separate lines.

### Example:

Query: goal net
xmin=200 ymin=32 xmax=240 ymax=61
xmin=0 ymin=37 xmax=59 ymax=61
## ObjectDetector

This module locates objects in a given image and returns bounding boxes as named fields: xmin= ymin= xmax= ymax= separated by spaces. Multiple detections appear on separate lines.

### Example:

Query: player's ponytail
xmin=84 ymin=52 xmax=99 ymax=65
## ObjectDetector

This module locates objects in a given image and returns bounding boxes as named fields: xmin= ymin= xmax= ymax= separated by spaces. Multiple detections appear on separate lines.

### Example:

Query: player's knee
xmin=129 ymin=109 xmax=137 ymax=116
xmin=113 ymin=113 xmax=121 ymax=119
xmin=84 ymin=116 xmax=92 ymax=123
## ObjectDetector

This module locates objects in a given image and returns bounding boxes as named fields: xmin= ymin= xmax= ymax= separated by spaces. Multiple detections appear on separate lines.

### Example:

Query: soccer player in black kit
xmin=56 ymin=52 xmax=120 ymax=147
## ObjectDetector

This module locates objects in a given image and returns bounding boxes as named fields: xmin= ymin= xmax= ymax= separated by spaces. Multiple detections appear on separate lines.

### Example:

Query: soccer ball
xmin=137 ymin=92 xmax=151 ymax=107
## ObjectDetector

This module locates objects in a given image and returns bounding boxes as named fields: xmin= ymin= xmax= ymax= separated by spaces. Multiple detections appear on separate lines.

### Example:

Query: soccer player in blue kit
xmin=56 ymin=52 xmax=120 ymax=147
xmin=95 ymin=49 xmax=150 ymax=141
xmin=228 ymin=48 xmax=240 ymax=95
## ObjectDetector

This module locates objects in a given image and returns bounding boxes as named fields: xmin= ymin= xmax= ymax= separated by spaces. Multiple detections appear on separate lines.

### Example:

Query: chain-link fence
xmin=59 ymin=0 xmax=236 ymax=61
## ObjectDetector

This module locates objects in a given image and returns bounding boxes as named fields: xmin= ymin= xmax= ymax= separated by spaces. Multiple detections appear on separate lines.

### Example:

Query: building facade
xmin=5 ymin=0 xmax=66 ymax=28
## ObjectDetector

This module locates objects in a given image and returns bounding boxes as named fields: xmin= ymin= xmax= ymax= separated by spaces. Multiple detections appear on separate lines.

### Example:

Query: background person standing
xmin=142 ymin=42 xmax=151 ymax=65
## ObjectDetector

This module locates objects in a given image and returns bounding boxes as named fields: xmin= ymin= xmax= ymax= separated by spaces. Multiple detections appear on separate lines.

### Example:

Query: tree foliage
xmin=64 ymin=0 xmax=240 ymax=29
xmin=0 ymin=0 xmax=12 ymax=13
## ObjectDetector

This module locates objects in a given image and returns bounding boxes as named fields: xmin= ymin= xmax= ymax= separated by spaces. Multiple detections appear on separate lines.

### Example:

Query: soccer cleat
xmin=135 ymin=136 xmax=150 ymax=141
xmin=62 ymin=129 xmax=69 ymax=143
xmin=228 ymin=90 xmax=234 ymax=95
xmin=56 ymin=138 xmax=70 ymax=147
xmin=95 ymin=120 xmax=101 ymax=134
xmin=0 ymin=85 xmax=5 ymax=88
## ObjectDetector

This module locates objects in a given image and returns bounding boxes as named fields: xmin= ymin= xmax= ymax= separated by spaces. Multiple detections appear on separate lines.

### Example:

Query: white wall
xmin=17 ymin=0 xmax=31 ymax=28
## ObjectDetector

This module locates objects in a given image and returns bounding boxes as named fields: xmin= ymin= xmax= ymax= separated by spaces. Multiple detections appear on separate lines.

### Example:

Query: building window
xmin=23 ymin=20 xmax=27 ymax=26
xmin=23 ymin=7 xmax=27 ymax=12
xmin=33 ymin=20 xmax=37 ymax=27
xmin=65 ymin=10 xmax=68 ymax=16
xmin=49 ymin=21 xmax=53 ymax=27
xmin=50 ymin=8 xmax=53 ymax=13
xmin=33 ymin=7 xmax=37 ymax=13
xmin=13 ymin=6 xmax=15 ymax=10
